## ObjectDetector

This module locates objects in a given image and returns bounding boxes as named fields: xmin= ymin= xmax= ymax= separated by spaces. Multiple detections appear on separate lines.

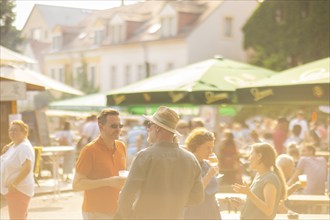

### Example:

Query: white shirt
xmin=82 ymin=121 xmax=99 ymax=140
xmin=55 ymin=130 xmax=76 ymax=146
xmin=0 ymin=139 xmax=35 ymax=197
xmin=289 ymin=118 xmax=309 ymax=139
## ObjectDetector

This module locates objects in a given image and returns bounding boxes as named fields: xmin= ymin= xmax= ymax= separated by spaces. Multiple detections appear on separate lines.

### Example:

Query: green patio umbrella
xmin=48 ymin=93 xmax=199 ymax=116
xmin=107 ymin=57 xmax=275 ymax=106
xmin=237 ymin=57 xmax=330 ymax=105
xmin=49 ymin=93 xmax=107 ymax=111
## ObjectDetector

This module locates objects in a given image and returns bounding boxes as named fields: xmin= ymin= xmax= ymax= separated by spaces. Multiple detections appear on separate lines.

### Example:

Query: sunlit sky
xmin=13 ymin=0 xmax=139 ymax=30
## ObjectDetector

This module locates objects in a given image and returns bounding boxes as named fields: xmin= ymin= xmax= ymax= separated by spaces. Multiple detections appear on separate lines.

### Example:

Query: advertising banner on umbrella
xmin=107 ymin=57 xmax=275 ymax=106
xmin=237 ymin=57 xmax=330 ymax=105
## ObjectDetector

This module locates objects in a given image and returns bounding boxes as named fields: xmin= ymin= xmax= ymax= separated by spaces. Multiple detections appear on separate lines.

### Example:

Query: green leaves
xmin=0 ymin=0 xmax=22 ymax=51
xmin=243 ymin=0 xmax=329 ymax=71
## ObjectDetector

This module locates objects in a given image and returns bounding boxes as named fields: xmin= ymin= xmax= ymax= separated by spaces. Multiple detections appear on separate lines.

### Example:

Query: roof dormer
xmin=109 ymin=14 xmax=126 ymax=44
xmin=159 ymin=4 xmax=177 ymax=38
xmin=93 ymin=19 xmax=106 ymax=46
xmin=52 ymin=26 xmax=63 ymax=50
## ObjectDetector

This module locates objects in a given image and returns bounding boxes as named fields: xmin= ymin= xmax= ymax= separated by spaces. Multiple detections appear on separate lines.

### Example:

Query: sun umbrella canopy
xmin=49 ymin=93 xmax=106 ymax=111
xmin=0 ymin=45 xmax=36 ymax=65
xmin=0 ymin=66 xmax=84 ymax=96
xmin=237 ymin=57 xmax=330 ymax=105
xmin=107 ymin=57 xmax=276 ymax=106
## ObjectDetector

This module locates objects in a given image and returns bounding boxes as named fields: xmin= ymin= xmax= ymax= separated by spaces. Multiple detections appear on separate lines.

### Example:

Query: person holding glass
xmin=184 ymin=127 xmax=222 ymax=220
xmin=0 ymin=120 xmax=35 ymax=220
xmin=232 ymin=143 xmax=287 ymax=220
xmin=73 ymin=108 xmax=127 ymax=219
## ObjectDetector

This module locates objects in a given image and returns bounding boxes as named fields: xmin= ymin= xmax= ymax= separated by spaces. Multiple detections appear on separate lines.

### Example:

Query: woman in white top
xmin=0 ymin=120 xmax=35 ymax=220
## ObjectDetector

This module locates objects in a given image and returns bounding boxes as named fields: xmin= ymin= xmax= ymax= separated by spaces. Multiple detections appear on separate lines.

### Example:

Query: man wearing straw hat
xmin=115 ymin=106 xmax=204 ymax=219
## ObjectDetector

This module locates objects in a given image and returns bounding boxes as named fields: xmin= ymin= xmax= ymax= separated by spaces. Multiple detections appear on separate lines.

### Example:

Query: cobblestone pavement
xmin=1 ymin=191 xmax=83 ymax=220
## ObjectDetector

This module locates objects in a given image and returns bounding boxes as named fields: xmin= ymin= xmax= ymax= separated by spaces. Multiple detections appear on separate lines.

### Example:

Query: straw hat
xmin=143 ymin=106 xmax=181 ymax=136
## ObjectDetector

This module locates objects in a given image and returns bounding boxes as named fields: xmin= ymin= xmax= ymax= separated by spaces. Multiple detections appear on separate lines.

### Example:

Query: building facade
xmin=23 ymin=1 xmax=259 ymax=93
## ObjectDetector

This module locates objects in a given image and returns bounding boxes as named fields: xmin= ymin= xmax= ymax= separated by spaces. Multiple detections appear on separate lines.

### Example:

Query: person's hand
xmin=208 ymin=165 xmax=219 ymax=176
xmin=106 ymin=176 xmax=127 ymax=189
xmin=8 ymin=183 xmax=17 ymax=192
xmin=230 ymin=197 xmax=244 ymax=209
xmin=232 ymin=183 xmax=250 ymax=195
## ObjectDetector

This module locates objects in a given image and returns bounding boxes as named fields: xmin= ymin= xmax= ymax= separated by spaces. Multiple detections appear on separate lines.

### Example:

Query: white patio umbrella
xmin=0 ymin=45 xmax=37 ymax=65
xmin=0 ymin=66 xmax=84 ymax=96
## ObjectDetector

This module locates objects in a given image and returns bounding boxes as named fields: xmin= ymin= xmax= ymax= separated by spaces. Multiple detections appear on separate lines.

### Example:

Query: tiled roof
xmin=48 ymin=0 xmax=223 ymax=53
xmin=35 ymin=4 xmax=94 ymax=29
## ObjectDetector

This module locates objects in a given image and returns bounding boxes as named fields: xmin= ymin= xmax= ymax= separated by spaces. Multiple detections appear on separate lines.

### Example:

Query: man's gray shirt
xmin=116 ymin=142 xmax=204 ymax=219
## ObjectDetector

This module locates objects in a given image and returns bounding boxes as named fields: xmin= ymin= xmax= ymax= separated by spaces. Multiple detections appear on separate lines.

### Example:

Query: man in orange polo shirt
xmin=73 ymin=108 xmax=127 ymax=219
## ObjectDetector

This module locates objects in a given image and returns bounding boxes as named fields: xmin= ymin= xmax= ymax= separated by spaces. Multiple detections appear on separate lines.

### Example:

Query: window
xmin=138 ymin=64 xmax=145 ymax=80
xmin=58 ymin=68 xmax=64 ymax=82
xmin=161 ymin=16 xmax=176 ymax=37
xmin=88 ymin=66 xmax=96 ymax=87
xmin=52 ymin=35 xmax=62 ymax=50
xmin=110 ymin=66 xmax=117 ymax=89
xmin=32 ymin=28 xmax=41 ymax=40
xmin=94 ymin=30 xmax=105 ymax=45
xmin=111 ymin=24 xmax=124 ymax=44
xmin=224 ymin=17 xmax=233 ymax=38
xmin=150 ymin=64 xmax=158 ymax=76
xmin=74 ymin=66 xmax=83 ymax=87
xmin=166 ymin=62 xmax=174 ymax=71
xmin=125 ymin=65 xmax=131 ymax=84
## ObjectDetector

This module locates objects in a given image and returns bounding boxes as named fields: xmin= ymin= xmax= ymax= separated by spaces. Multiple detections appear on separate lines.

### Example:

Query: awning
xmin=0 ymin=45 xmax=37 ymax=65
xmin=0 ymin=66 xmax=84 ymax=95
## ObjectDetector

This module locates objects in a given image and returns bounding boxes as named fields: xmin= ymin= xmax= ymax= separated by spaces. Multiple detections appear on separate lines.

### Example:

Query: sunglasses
xmin=110 ymin=124 xmax=124 ymax=129
xmin=146 ymin=121 xmax=155 ymax=129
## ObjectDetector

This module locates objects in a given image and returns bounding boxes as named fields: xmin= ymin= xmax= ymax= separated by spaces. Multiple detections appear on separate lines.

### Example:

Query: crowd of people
xmin=0 ymin=107 xmax=329 ymax=219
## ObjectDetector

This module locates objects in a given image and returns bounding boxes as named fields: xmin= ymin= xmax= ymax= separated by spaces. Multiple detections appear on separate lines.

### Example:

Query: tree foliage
xmin=243 ymin=0 xmax=329 ymax=71
xmin=0 ymin=0 xmax=22 ymax=51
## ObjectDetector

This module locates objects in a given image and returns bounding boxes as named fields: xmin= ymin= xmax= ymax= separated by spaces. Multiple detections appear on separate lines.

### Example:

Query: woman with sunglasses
xmin=232 ymin=143 xmax=287 ymax=220
xmin=184 ymin=127 xmax=222 ymax=220
xmin=0 ymin=120 xmax=35 ymax=220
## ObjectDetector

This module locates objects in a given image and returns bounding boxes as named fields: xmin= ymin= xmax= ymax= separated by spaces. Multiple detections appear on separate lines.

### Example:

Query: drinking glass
xmin=298 ymin=174 xmax=307 ymax=188
xmin=207 ymin=153 xmax=224 ymax=178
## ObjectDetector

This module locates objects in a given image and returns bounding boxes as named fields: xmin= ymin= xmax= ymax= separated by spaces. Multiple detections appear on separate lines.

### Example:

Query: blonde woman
xmin=184 ymin=127 xmax=221 ymax=220
xmin=0 ymin=120 xmax=35 ymax=220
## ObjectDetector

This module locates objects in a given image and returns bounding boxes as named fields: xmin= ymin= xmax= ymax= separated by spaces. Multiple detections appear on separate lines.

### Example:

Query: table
xmin=287 ymin=194 xmax=330 ymax=206
xmin=216 ymin=193 xmax=330 ymax=214
xmin=216 ymin=193 xmax=330 ymax=205
xmin=221 ymin=213 xmax=330 ymax=220
xmin=216 ymin=193 xmax=246 ymax=201
xmin=216 ymin=193 xmax=246 ymax=212
xmin=287 ymin=194 xmax=330 ymax=213
xmin=41 ymin=146 xmax=75 ymax=198
xmin=316 ymin=151 xmax=330 ymax=158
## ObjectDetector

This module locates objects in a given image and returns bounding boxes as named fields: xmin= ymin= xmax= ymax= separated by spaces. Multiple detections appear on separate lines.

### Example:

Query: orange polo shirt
xmin=75 ymin=137 xmax=126 ymax=214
